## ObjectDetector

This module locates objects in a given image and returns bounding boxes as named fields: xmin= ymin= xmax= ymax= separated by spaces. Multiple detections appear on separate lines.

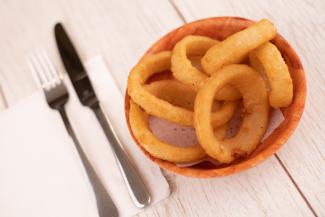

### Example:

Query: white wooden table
xmin=0 ymin=0 xmax=324 ymax=216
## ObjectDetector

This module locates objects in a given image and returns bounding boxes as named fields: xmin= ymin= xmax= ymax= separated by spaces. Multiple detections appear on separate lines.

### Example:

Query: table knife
xmin=54 ymin=23 xmax=151 ymax=209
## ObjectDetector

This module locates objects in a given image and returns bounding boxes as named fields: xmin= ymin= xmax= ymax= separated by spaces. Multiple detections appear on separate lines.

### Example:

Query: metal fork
xmin=27 ymin=50 xmax=119 ymax=217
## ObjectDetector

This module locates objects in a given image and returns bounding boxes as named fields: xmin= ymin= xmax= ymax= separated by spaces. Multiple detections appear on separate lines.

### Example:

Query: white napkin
xmin=0 ymin=56 xmax=170 ymax=217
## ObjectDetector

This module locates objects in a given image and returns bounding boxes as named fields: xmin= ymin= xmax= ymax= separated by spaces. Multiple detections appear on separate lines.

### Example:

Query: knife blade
xmin=54 ymin=23 xmax=151 ymax=209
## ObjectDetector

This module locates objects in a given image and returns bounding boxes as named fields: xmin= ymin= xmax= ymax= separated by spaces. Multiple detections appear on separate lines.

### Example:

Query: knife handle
xmin=92 ymin=105 xmax=151 ymax=208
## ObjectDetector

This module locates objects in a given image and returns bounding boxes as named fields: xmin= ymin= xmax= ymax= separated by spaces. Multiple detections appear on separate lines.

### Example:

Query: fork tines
xmin=27 ymin=49 xmax=63 ymax=90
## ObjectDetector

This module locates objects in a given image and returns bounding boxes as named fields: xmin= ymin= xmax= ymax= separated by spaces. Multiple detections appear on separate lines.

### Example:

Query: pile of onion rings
xmin=127 ymin=19 xmax=293 ymax=163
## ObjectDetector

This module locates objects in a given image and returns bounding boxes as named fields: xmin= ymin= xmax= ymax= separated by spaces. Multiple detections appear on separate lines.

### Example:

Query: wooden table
xmin=0 ymin=0 xmax=324 ymax=216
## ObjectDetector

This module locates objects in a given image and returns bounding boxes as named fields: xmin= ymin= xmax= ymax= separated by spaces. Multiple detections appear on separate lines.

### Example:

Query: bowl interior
xmin=125 ymin=17 xmax=306 ymax=178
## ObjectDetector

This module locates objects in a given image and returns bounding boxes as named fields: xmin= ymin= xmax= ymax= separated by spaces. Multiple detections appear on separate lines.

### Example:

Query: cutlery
xmin=54 ymin=23 xmax=151 ymax=208
xmin=27 ymin=50 xmax=119 ymax=217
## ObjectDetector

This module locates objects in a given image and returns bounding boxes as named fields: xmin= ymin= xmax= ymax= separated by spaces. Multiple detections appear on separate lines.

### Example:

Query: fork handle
xmin=58 ymin=107 xmax=119 ymax=217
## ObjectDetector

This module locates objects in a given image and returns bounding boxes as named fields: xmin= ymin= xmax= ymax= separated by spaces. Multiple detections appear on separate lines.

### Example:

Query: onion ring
xmin=194 ymin=64 xmax=269 ymax=163
xmin=129 ymin=101 xmax=230 ymax=163
xmin=144 ymin=79 xmax=238 ymax=127
xmin=249 ymin=42 xmax=293 ymax=108
xmin=211 ymin=101 xmax=238 ymax=127
xmin=171 ymin=35 xmax=218 ymax=87
xmin=128 ymin=52 xmax=237 ymax=126
xmin=144 ymin=79 xmax=197 ymax=110
xmin=201 ymin=19 xmax=277 ymax=75
xmin=129 ymin=100 xmax=204 ymax=162
xmin=128 ymin=51 xmax=193 ymax=126
xmin=171 ymin=35 xmax=241 ymax=101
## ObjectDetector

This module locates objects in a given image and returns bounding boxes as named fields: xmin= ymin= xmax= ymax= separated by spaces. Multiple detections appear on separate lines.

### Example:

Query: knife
xmin=54 ymin=23 xmax=151 ymax=209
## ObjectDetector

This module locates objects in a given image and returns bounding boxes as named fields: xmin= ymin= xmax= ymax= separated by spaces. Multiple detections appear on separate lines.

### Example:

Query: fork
xmin=27 ymin=50 xmax=119 ymax=217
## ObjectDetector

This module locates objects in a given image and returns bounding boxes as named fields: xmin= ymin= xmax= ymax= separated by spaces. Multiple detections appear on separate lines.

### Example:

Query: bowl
xmin=124 ymin=17 xmax=306 ymax=178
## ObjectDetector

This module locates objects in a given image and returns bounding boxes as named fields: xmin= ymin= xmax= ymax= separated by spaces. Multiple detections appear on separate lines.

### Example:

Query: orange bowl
xmin=124 ymin=17 xmax=306 ymax=178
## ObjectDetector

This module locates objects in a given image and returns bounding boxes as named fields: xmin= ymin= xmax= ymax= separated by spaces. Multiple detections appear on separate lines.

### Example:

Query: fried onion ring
xmin=211 ymin=101 xmax=238 ymax=127
xmin=129 ymin=100 xmax=205 ymax=162
xmin=144 ymin=79 xmax=197 ymax=110
xmin=128 ymin=52 xmax=237 ymax=126
xmin=194 ymin=64 xmax=269 ymax=163
xmin=249 ymin=42 xmax=293 ymax=108
xmin=171 ymin=35 xmax=241 ymax=101
xmin=201 ymin=19 xmax=277 ymax=75
xmin=128 ymin=51 xmax=193 ymax=126
xmin=144 ymin=79 xmax=238 ymax=127
xmin=129 ymin=101 xmax=229 ymax=163
xmin=171 ymin=35 xmax=218 ymax=87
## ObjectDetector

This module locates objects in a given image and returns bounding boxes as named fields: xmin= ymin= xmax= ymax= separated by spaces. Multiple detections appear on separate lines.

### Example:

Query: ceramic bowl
xmin=124 ymin=17 xmax=306 ymax=178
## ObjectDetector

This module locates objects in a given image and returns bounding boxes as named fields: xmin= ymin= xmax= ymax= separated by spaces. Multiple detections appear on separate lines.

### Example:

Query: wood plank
xmin=172 ymin=0 xmax=325 ymax=216
xmin=0 ymin=0 xmax=319 ymax=216
xmin=139 ymin=157 xmax=313 ymax=217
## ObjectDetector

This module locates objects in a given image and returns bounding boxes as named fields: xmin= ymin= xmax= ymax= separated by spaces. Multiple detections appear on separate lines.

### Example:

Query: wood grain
xmin=139 ymin=157 xmax=313 ymax=217
xmin=0 ymin=0 xmax=322 ymax=216
xmin=172 ymin=0 xmax=325 ymax=215
xmin=0 ymin=83 xmax=7 ymax=110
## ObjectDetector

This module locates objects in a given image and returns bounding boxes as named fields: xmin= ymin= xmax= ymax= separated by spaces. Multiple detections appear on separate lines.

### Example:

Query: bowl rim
xmin=124 ymin=16 xmax=306 ymax=178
